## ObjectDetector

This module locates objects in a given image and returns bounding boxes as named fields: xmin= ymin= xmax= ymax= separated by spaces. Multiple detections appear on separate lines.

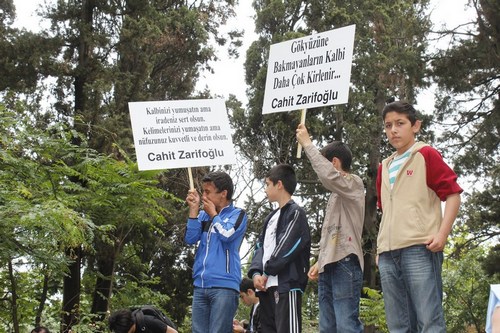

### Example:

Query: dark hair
xmin=320 ymin=141 xmax=353 ymax=172
xmin=109 ymin=309 xmax=134 ymax=333
xmin=266 ymin=164 xmax=297 ymax=195
xmin=31 ymin=327 xmax=51 ymax=333
xmin=382 ymin=101 xmax=419 ymax=125
xmin=202 ymin=171 xmax=234 ymax=201
xmin=240 ymin=277 xmax=255 ymax=293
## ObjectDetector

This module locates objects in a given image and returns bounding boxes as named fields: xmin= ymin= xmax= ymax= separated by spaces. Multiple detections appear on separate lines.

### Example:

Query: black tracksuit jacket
xmin=248 ymin=200 xmax=311 ymax=293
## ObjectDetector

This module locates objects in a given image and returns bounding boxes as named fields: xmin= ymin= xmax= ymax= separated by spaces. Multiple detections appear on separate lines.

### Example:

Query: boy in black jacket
xmin=248 ymin=164 xmax=311 ymax=333
xmin=233 ymin=277 xmax=261 ymax=333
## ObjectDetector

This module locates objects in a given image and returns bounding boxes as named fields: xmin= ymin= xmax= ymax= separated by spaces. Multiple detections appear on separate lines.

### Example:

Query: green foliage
xmin=0 ymin=100 xmax=187 ymax=330
xmin=451 ymin=184 xmax=500 ymax=256
xmin=431 ymin=0 xmax=499 ymax=254
xmin=0 ymin=0 xmax=246 ymax=329
xmin=0 ymin=103 xmax=95 ymax=331
xmin=302 ymin=281 xmax=319 ymax=331
xmin=108 ymin=279 xmax=172 ymax=311
xmin=432 ymin=0 xmax=499 ymax=152
xmin=360 ymin=287 xmax=388 ymax=333
xmin=443 ymin=245 xmax=492 ymax=333
xmin=0 ymin=265 xmax=56 ymax=332
xmin=0 ymin=103 xmax=95 ymax=266
xmin=482 ymin=244 xmax=500 ymax=277
xmin=64 ymin=312 xmax=105 ymax=333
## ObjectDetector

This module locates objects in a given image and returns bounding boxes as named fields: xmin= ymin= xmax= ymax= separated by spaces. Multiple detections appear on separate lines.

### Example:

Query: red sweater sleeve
xmin=418 ymin=146 xmax=463 ymax=201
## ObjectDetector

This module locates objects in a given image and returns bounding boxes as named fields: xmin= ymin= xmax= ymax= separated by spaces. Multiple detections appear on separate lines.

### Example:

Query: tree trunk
xmin=35 ymin=269 xmax=50 ymax=327
xmin=62 ymin=247 xmax=82 ymax=333
xmin=62 ymin=1 xmax=94 ymax=329
xmin=363 ymin=92 xmax=385 ymax=291
xmin=362 ymin=92 xmax=386 ymax=333
xmin=8 ymin=259 xmax=20 ymax=333
xmin=74 ymin=0 xmax=95 ymax=132
xmin=90 ymin=241 xmax=117 ymax=321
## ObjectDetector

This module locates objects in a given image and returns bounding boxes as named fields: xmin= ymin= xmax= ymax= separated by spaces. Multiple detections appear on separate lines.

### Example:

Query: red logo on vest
xmin=406 ymin=170 xmax=414 ymax=176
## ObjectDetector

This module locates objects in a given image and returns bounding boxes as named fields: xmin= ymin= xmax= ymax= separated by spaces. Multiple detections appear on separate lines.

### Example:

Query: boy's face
xmin=202 ymin=181 xmax=226 ymax=210
xmin=239 ymin=291 xmax=254 ymax=306
xmin=384 ymin=111 xmax=421 ymax=154
xmin=264 ymin=178 xmax=280 ymax=203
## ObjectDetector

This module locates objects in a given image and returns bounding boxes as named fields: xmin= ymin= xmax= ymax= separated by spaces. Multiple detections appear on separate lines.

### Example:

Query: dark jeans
xmin=191 ymin=287 xmax=239 ymax=333
xmin=379 ymin=245 xmax=446 ymax=333
xmin=318 ymin=254 xmax=364 ymax=333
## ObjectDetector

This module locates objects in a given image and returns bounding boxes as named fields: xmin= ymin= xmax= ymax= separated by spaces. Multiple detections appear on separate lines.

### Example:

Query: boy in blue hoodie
xmin=185 ymin=171 xmax=248 ymax=333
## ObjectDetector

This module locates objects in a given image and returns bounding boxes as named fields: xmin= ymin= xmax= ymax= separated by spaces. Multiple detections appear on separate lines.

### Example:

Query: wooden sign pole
xmin=296 ymin=109 xmax=307 ymax=158
xmin=188 ymin=167 xmax=194 ymax=190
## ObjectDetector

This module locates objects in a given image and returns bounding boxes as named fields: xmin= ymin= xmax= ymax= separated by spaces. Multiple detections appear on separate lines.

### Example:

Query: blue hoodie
xmin=185 ymin=203 xmax=247 ymax=291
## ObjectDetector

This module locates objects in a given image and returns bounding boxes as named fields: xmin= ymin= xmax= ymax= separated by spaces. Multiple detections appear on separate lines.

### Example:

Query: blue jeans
xmin=191 ymin=287 xmax=239 ymax=333
xmin=379 ymin=245 xmax=446 ymax=333
xmin=318 ymin=254 xmax=364 ymax=333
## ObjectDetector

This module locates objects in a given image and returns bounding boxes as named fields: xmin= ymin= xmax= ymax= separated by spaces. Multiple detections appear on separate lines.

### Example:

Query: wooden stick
xmin=296 ymin=109 xmax=307 ymax=158
xmin=188 ymin=167 xmax=194 ymax=190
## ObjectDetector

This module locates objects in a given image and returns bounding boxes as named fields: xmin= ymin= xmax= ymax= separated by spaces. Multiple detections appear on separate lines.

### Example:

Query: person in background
xmin=248 ymin=164 xmax=311 ymax=333
xmin=377 ymin=101 xmax=462 ymax=332
xmin=108 ymin=309 xmax=177 ymax=333
xmin=31 ymin=327 xmax=51 ymax=333
xmin=233 ymin=277 xmax=261 ymax=333
xmin=185 ymin=171 xmax=248 ymax=333
xmin=296 ymin=124 xmax=365 ymax=333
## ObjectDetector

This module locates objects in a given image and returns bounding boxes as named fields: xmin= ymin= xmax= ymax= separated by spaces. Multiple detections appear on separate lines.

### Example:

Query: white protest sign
xmin=262 ymin=25 xmax=355 ymax=114
xmin=128 ymin=99 xmax=236 ymax=171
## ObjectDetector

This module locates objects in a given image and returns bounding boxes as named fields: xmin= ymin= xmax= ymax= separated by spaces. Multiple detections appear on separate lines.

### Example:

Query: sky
xmin=12 ymin=0 xmax=475 ymax=109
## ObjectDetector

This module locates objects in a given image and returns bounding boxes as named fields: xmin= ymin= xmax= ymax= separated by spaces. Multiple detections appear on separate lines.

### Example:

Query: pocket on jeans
xmin=332 ymin=261 xmax=355 ymax=299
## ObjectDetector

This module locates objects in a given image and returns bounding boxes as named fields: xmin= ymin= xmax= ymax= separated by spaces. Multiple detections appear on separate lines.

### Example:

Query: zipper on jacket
xmin=225 ymin=249 xmax=230 ymax=273
xmin=388 ymin=150 xmax=416 ymax=251
xmin=389 ymin=192 xmax=393 ymax=250
xmin=201 ymin=223 xmax=214 ymax=288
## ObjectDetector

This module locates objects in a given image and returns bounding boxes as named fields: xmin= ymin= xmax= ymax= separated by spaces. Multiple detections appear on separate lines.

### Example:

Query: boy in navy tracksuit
xmin=248 ymin=164 xmax=311 ymax=333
